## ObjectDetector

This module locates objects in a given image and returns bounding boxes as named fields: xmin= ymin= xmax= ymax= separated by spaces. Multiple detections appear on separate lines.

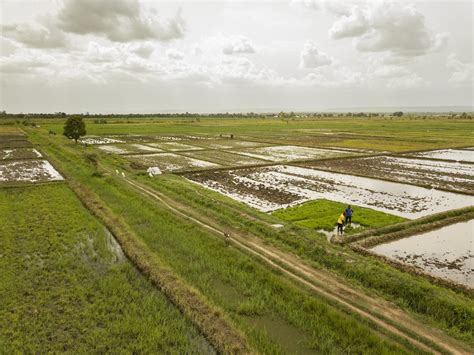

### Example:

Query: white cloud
xmin=329 ymin=2 xmax=447 ymax=57
xmin=300 ymin=41 xmax=332 ymax=68
xmin=222 ymin=36 xmax=256 ymax=55
xmin=57 ymin=0 xmax=185 ymax=42
xmin=167 ymin=48 xmax=184 ymax=60
xmin=329 ymin=7 xmax=367 ymax=39
xmin=447 ymin=54 xmax=473 ymax=87
xmin=129 ymin=42 xmax=155 ymax=59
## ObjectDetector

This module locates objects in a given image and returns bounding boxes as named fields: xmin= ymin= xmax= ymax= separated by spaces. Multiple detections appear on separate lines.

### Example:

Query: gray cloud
xmin=57 ymin=0 xmax=185 ymax=42
xmin=1 ymin=17 xmax=69 ymax=49
xmin=300 ymin=41 xmax=332 ymax=68
xmin=329 ymin=2 xmax=447 ymax=57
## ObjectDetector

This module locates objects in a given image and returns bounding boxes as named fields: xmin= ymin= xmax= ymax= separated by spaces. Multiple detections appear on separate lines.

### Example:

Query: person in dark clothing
xmin=345 ymin=205 xmax=353 ymax=225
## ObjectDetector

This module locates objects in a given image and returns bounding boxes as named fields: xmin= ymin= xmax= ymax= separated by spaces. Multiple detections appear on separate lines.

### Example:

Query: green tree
xmin=63 ymin=116 xmax=86 ymax=143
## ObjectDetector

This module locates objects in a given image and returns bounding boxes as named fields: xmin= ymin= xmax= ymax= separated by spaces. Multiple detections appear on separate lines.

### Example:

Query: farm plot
xmin=304 ymin=155 xmax=474 ymax=194
xmin=408 ymin=149 xmax=474 ymax=163
xmin=371 ymin=220 xmax=474 ymax=288
xmin=146 ymin=142 xmax=203 ymax=151
xmin=191 ymin=139 xmax=270 ymax=150
xmin=126 ymin=153 xmax=219 ymax=173
xmin=98 ymin=143 xmax=162 ymax=155
xmin=0 ymin=148 xmax=42 ymax=160
xmin=0 ymin=160 xmax=63 ymax=183
xmin=186 ymin=165 xmax=474 ymax=217
xmin=182 ymin=150 xmax=267 ymax=167
xmin=236 ymin=145 xmax=359 ymax=162
xmin=79 ymin=136 xmax=125 ymax=145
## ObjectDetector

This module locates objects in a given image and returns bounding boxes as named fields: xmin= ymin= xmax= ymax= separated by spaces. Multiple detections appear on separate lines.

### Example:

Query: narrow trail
xmin=109 ymin=168 xmax=470 ymax=354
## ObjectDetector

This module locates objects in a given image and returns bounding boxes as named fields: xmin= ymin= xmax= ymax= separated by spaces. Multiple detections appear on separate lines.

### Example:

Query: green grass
xmin=0 ymin=184 xmax=211 ymax=353
xmin=272 ymin=199 xmax=406 ymax=232
xmin=134 ymin=173 xmax=474 ymax=346
xmin=26 ymin=130 xmax=416 ymax=354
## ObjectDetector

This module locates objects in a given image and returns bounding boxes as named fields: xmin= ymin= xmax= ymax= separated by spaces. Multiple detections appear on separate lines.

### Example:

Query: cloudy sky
xmin=0 ymin=0 xmax=472 ymax=113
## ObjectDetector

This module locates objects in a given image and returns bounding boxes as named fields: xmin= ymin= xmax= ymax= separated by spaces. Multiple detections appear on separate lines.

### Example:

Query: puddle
xmin=271 ymin=224 xmax=284 ymax=229
xmin=104 ymin=229 xmax=126 ymax=263
xmin=247 ymin=316 xmax=316 ymax=354
xmin=317 ymin=223 xmax=362 ymax=241
xmin=371 ymin=220 xmax=474 ymax=288
xmin=411 ymin=149 xmax=474 ymax=163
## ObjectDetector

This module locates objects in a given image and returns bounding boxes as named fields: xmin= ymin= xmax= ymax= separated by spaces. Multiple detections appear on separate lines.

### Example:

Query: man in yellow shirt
xmin=337 ymin=211 xmax=346 ymax=235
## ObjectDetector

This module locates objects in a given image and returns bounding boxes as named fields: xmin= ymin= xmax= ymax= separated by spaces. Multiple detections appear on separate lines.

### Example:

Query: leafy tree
xmin=393 ymin=111 xmax=404 ymax=117
xmin=63 ymin=116 xmax=86 ymax=143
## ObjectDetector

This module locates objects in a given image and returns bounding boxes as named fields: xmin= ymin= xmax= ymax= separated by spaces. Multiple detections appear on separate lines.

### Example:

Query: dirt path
xmin=113 ymin=170 xmax=471 ymax=354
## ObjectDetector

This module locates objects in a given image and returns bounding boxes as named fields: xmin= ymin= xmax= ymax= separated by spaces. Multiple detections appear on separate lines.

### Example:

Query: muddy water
xmin=317 ymin=223 xmax=362 ymax=241
xmin=371 ymin=220 xmax=474 ymax=288
xmin=411 ymin=149 xmax=474 ymax=163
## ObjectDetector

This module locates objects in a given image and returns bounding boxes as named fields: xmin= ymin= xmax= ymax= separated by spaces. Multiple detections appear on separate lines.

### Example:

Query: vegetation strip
xmin=47 ymin=164 xmax=251 ymax=353
xmin=119 ymin=172 xmax=469 ymax=354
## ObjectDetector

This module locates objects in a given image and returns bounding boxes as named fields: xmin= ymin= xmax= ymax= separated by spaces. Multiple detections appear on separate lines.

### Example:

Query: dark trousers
xmin=337 ymin=223 xmax=343 ymax=234
xmin=346 ymin=216 xmax=352 ymax=224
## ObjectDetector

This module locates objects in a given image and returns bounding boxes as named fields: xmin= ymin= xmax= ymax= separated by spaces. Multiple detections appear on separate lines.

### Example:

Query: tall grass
xmin=0 ymin=184 xmax=212 ymax=353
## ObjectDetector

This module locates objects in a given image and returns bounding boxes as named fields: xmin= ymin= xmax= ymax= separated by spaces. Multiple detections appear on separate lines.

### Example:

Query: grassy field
xmin=0 ymin=183 xmax=212 ymax=353
xmin=30 ymin=116 xmax=474 ymax=152
xmin=272 ymin=199 xmax=406 ymax=231
xmin=24 ymin=130 xmax=422 ymax=354
xmin=3 ymin=116 xmax=473 ymax=353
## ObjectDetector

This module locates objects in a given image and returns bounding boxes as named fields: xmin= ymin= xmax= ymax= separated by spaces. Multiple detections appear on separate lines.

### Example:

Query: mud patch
xmin=126 ymin=153 xmax=219 ymax=173
xmin=0 ymin=160 xmax=63 ymax=183
xmin=0 ymin=148 xmax=42 ymax=160
xmin=183 ymin=150 xmax=267 ymax=166
xmin=371 ymin=220 xmax=474 ymax=288
xmin=237 ymin=145 xmax=358 ymax=162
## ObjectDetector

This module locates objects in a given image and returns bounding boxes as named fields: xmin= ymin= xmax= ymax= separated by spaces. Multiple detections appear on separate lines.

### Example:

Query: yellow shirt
xmin=338 ymin=214 xmax=345 ymax=224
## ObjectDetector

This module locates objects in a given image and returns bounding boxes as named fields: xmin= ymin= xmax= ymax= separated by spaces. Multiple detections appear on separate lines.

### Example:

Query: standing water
xmin=371 ymin=220 xmax=474 ymax=288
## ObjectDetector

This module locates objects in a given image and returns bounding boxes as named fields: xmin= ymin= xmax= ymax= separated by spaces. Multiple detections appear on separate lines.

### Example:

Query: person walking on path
xmin=345 ymin=205 xmax=353 ymax=225
xmin=337 ymin=211 xmax=346 ymax=235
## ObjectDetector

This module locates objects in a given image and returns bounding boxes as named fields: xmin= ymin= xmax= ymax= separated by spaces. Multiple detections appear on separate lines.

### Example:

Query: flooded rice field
xmin=371 ymin=220 xmax=474 ymax=288
xmin=409 ymin=149 xmax=474 ymax=163
xmin=0 ymin=148 xmax=42 ymax=160
xmin=186 ymin=165 xmax=474 ymax=218
xmin=126 ymin=153 xmax=219 ymax=172
xmin=236 ymin=145 xmax=359 ymax=162
xmin=182 ymin=150 xmax=267 ymax=166
xmin=146 ymin=142 xmax=203 ymax=151
xmin=304 ymin=155 xmax=474 ymax=194
xmin=80 ymin=136 xmax=125 ymax=145
xmin=0 ymin=160 xmax=64 ymax=183
xmin=98 ymin=144 xmax=163 ymax=154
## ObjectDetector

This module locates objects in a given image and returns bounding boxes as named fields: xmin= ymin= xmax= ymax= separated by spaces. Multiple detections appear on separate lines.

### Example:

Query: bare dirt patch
xmin=0 ymin=160 xmax=63 ymax=183
xmin=0 ymin=148 xmax=42 ymax=160
xmin=126 ymin=153 xmax=219 ymax=173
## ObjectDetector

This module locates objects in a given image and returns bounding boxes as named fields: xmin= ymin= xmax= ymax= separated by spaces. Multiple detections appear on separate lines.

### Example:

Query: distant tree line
xmin=0 ymin=110 xmax=472 ymax=120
